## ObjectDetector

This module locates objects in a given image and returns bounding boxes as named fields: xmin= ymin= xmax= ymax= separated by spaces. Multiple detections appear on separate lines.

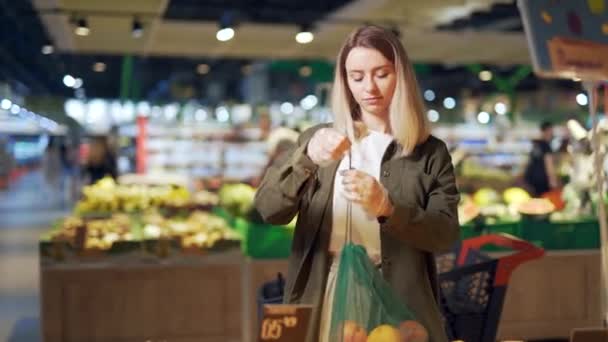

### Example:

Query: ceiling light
xmin=195 ymin=109 xmax=207 ymax=121
xmin=75 ymin=18 xmax=90 ymax=36
xmin=41 ymin=45 xmax=54 ymax=55
xmin=423 ymin=89 xmax=435 ymax=101
xmin=216 ymin=106 xmax=230 ymax=122
xmin=479 ymin=70 xmax=493 ymax=81
xmin=93 ymin=62 xmax=106 ymax=72
xmin=10 ymin=104 xmax=20 ymax=115
xmin=132 ymin=18 xmax=144 ymax=38
xmin=295 ymin=24 xmax=314 ymax=44
xmin=280 ymin=102 xmax=294 ymax=114
xmin=443 ymin=97 xmax=456 ymax=109
xmin=63 ymin=74 xmax=76 ymax=88
xmin=216 ymin=27 xmax=235 ymax=42
xmin=197 ymin=63 xmax=210 ymax=75
xmin=73 ymin=78 xmax=83 ymax=89
xmin=1 ymin=99 xmax=12 ymax=110
xmin=299 ymin=65 xmax=312 ymax=77
xmin=576 ymin=93 xmax=588 ymax=106
xmin=427 ymin=109 xmax=440 ymax=122
xmin=494 ymin=102 xmax=507 ymax=115
xmin=300 ymin=95 xmax=318 ymax=110
xmin=477 ymin=111 xmax=490 ymax=124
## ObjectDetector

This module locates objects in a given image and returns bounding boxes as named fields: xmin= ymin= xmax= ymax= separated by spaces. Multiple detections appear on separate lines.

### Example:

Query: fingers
xmin=312 ymin=128 xmax=351 ymax=163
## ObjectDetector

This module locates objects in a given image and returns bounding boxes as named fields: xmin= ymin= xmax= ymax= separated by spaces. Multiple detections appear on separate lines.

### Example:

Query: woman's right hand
xmin=307 ymin=128 xmax=351 ymax=166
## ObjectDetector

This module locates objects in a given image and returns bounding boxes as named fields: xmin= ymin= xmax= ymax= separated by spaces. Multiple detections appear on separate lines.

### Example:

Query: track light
xmin=295 ymin=24 xmax=314 ymax=44
xmin=41 ymin=44 xmax=54 ymax=55
xmin=217 ymin=12 xmax=236 ymax=42
xmin=216 ymin=26 xmax=235 ymax=42
xmin=75 ymin=18 xmax=90 ymax=36
xmin=132 ymin=18 xmax=144 ymax=38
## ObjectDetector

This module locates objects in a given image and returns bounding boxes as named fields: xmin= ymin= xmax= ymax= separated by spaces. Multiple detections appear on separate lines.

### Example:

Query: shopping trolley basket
xmin=436 ymin=233 xmax=545 ymax=342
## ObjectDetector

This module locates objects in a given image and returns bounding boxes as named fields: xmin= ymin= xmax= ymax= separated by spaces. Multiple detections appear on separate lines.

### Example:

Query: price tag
xmin=258 ymin=304 xmax=313 ymax=342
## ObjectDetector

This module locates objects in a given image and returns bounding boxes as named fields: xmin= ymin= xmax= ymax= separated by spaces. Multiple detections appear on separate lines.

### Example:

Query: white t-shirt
xmin=330 ymin=130 xmax=394 ymax=262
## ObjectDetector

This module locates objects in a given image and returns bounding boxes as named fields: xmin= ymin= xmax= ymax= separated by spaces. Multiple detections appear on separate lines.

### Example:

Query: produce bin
xmin=235 ymin=217 xmax=294 ymax=259
xmin=521 ymin=218 xmax=600 ymax=250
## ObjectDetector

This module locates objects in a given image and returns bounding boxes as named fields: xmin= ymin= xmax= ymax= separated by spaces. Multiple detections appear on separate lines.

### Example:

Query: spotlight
xmin=479 ymin=70 xmax=493 ymax=82
xmin=197 ymin=64 xmax=210 ymax=75
xmin=93 ymin=62 xmax=106 ymax=72
xmin=1 ymin=99 xmax=12 ymax=110
xmin=41 ymin=45 xmax=54 ymax=55
xmin=132 ymin=18 xmax=144 ymax=38
xmin=73 ymin=78 xmax=83 ymax=89
xmin=576 ymin=93 xmax=588 ymax=106
xmin=63 ymin=74 xmax=76 ymax=88
xmin=427 ymin=109 xmax=440 ymax=122
xmin=295 ymin=24 xmax=314 ymax=44
xmin=477 ymin=111 xmax=490 ymax=124
xmin=75 ymin=18 xmax=90 ymax=36
xmin=494 ymin=102 xmax=507 ymax=115
xmin=299 ymin=65 xmax=312 ymax=77
xmin=423 ymin=89 xmax=435 ymax=102
xmin=443 ymin=97 xmax=456 ymax=109
xmin=216 ymin=27 xmax=235 ymax=42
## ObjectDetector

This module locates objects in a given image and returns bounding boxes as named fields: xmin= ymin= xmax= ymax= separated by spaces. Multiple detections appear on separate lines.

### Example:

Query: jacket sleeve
xmin=381 ymin=141 xmax=460 ymax=253
xmin=253 ymin=128 xmax=320 ymax=225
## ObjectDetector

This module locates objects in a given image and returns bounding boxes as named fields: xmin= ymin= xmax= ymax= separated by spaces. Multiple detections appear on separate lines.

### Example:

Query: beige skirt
xmin=319 ymin=257 xmax=340 ymax=342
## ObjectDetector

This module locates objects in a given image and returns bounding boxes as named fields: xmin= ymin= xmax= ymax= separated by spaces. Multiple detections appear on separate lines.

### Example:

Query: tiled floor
xmin=0 ymin=170 xmax=72 ymax=341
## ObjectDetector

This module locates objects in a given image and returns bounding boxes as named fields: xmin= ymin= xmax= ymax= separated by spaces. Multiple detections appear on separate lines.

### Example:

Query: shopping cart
xmin=436 ymin=233 xmax=545 ymax=342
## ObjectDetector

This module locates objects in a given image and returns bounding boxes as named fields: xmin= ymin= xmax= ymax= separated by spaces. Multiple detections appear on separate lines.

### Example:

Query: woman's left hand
xmin=341 ymin=169 xmax=394 ymax=218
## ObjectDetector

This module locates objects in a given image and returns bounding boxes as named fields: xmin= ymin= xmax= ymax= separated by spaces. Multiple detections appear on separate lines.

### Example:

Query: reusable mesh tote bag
xmin=328 ymin=148 xmax=429 ymax=342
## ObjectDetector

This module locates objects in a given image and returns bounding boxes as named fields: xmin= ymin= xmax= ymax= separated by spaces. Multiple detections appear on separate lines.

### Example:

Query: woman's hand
xmin=307 ymin=128 xmax=351 ymax=166
xmin=341 ymin=169 xmax=394 ymax=218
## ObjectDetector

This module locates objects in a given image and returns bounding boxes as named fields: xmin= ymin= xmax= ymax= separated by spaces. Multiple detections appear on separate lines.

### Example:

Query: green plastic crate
xmin=235 ymin=217 xmax=294 ymax=259
xmin=521 ymin=218 xmax=600 ymax=250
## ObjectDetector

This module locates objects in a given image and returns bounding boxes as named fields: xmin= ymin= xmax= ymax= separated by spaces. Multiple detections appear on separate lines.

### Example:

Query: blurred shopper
xmin=255 ymin=25 xmax=459 ymax=342
xmin=524 ymin=121 xmax=559 ymax=196
xmin=83 ymin=136 xmax=117 ymax=184
xmin=43 ymin=136 xmax=62 ymax=192
xmin=0 ymin=135 xmax=13 ymax=190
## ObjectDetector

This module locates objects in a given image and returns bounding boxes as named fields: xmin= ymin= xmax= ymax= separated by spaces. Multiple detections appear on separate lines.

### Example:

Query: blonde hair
xmin=331 ymin=25 xmax=430 ymax=155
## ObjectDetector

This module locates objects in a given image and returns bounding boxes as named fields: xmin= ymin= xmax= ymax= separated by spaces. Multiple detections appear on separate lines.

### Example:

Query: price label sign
xmin=258 ymin=304 xmax=313 ymax=342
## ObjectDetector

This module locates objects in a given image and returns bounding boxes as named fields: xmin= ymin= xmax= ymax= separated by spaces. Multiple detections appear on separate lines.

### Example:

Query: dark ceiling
xmin=164 ymin=0 xmax=355 ymax=25
xmin=0 ymin=0 xmax=578 ymax=104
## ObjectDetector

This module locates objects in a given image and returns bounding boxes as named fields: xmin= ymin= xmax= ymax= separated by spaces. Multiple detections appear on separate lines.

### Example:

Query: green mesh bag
xmin=328 ymin=162 xmax=429 ymax=341
xmin=328 ymin=243 xmax=429 ymax=342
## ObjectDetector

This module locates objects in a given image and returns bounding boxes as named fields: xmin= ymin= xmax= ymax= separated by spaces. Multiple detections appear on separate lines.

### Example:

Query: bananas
xmin=75 ymin=176 xmax=218 ymax=214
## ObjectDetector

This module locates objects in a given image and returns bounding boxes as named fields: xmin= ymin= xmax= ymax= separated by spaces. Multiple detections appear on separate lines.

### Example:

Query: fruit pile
xmin=218 ymin=183 xmax=256 ymax=217
xmin=49 ymin=213 xmax=135 ymax=250
xmin=142 ymin=210 xmax=240 ymax=249
xmin=458 ymin=187 xmax=558 ymax=225
xmin=84 ymin=214 xmax=134 ymax=249
xmin=341 ymin=320 xmax=428 ymax=342
xmin=74 ymin=177 xmax=218 ymax=214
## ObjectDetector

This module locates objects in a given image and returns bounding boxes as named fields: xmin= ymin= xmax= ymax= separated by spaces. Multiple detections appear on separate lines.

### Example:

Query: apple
xmin=342 ymin=320 xmax=367 ymax=342
xmin=399 ymin=320 xmax=429 ymax=342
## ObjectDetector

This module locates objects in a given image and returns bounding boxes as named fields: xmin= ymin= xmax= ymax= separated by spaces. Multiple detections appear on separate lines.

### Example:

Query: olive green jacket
xmin=254 ymin=124 xmax=460 ymax=342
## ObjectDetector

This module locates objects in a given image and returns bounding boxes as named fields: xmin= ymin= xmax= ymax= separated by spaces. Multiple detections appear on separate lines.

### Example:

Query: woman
xmin=254 ymin=25 xmax=459 ymax=342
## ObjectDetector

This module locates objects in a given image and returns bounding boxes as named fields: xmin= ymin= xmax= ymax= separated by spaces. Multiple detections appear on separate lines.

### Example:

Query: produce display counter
xmin=41 ymin=251 xmax=245 ymax=342
xmin=40 ymin=174 xmax=603 ymax=341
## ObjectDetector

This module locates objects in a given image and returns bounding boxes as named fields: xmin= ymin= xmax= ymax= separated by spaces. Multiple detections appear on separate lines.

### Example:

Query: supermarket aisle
xmin=0 ymin=170 xmax=71 ymax=341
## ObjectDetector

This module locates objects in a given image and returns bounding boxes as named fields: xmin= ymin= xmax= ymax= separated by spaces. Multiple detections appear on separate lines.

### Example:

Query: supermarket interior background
xmin=0 ymin=0 xmax=607 ymax=341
